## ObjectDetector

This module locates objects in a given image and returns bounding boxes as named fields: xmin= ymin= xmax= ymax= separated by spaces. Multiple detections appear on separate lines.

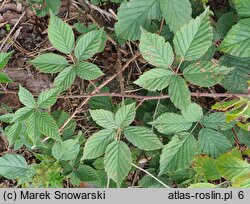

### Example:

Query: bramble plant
xmin=0 ymin=0 xmax=250 ymax=188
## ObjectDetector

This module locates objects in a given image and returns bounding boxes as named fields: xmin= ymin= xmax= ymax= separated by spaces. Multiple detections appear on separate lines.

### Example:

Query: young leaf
xmin=83 ymin=129 xmax=116 ymax=159
xmin=0 ymin=154 xmax=30 ymax=179
xmin=89 ymin=109 xmax=118 ymax=129
xmin=74 ymin=62 xmax=104 ymax=80
xmin=37 ymin=87 xmax=60 ymax=109
xmin=0 ymin=72 xmax=12 ymax=82
xmin=0 ymin=51 xmax=13 ymax=69
xmin=54 ymin=66 xmax=76 ymax=91
xmin=150 ymin=112 xmax=192 ymax=135
xmin=52 ymin=139 xmax=80 ymax=161
xmin=168 ymin=75 xmax=191 ymax=111
xmin=115 ymin=103 xmax=136 ymax=128
xmin=124 ymin=126 xmax=163 ymax=150
xmin=173 ymin=8 xmax=213 ymax=60
xmin=134 ymin=68 xmax=174 ymax=91
xmin=114 ymin=0 xmax=161 ymax=40
xmin=198 ymin=128 xmax=232 ymax=158
xmin=36 ymin=112 xmax=61 ymax=141
xmin=139 ymin=29 xmax=174 ymax=68
xmin=183 ymin=61 xmax=233 ymax=87
xmin=181 ymin=103 xmax=203 ymax=122
xmin=104 ymin=140 xmax=132 ymax=186
xmin=217 ymin=150 xmax=250 ymax=181
xmin=219 ymin=19 xmax=250 ymax=58
xmin=232 ymin=0 xmax=250 ymax=18
xmin=74 ymin=29 xmax=107 ymax=60
xmin=30 ymin=53 xmax=68 ymax=73
xmin=159 ymin=132 xmax=197 ymax=175
xmin=18 ymin=86 xmax=36 ymax=107
xmin=160 ymin=0 xmax=192 ymax=33
xmin=48 ymin=12 xmax=74 ymax=54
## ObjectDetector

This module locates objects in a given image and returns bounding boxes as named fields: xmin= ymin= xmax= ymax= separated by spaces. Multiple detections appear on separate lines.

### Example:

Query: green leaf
xmin=30 ymin=53 xmax=68 ymax=73
xmin=0 ymin=154 xmax=30 ymax=179
xmin=52 ymin=139 xmax=80 ymax=161
xmin=36 ymin=112 xmax=61 ymax=141
xmin=83 ymin=129 xmax=116 ymax=159
xmin=168 ymin=75 xmax=191 ymax=111
xmin=134 ymin=68 xmax=174 ymax=91
xmin=160 ymin=0 xmax=192 ymax=33
xmin=104 ymin=141 xmax=132 ymax=186
xmin=0 ymin=113 xmax=14 ymax=123
xmin=183 ymin=61 xmax=233 ymax=87
xmin=124 ymin=126 xmax=163 ymax=150
xmin=200 ymin=112 xmax=234 ymax=130
xmin=36 ymin=0 xmax=62 ymax=17
xmin=6 ymin=122 xmax=22 ymax=145
xmin=74 ymin=22 xmax=99 ymax=34
xmin=139 ymin=29 xmax=174 ymax=68
xmin=221 ymin=53 xmax=250 ymax=74
xmin=90 ymin=109 xmax=118 ymax=129
xmin=198 ymin=128 xmax=232 ymax=158
xmin=173 ymin=8 xmax=213 ymax=60
xmin=52 ymin=111 xmax=76 ymax=140
xmin=188 ymin=183 xmax=216 ymax=188
xmin=74 ymin=62 xmax=104 ymax=80
xmin=26 ymin=112 xmax=39 ymax=144
xmin=220 ymin=54 xmax=250 ymax=93
xmin=11 ymin=107 xmax=35 ymax=123
xmin=115 ymin=0 xmax=161 ymax=40
xmin=232 ymin=0 xmax=250 ymax=18
xmin=222 ymin=69 xmax=249 ymax=93
xmin=238 ymin=129 xmax=250 ymax=147
xmin=215 ymin=12 xmax=235 ymax=40
xmin=159 ymin=132 xmax=197 ymax=174
xmin=38 ymin=88 xmax=60 ymax=109
xmin=74 ymin=29 xmax=107 ymax=60
xmin=0 ymin=72 xmax=12 ymax=82
xmin=219 ymin=19 xmax=250 ymax=57
xmin=217 ymin=150 xmax=250 ymax=181
xmin=150 ymin=112 xmax=192 ymax=135
xmin=45 ymin=0 xmax=61 ymax=15
xmin=18 ymin=86 xmax=36 ymax=107
xmin=193 ymin=156 xmax=221 ymax=180
xmin=181 ymin=103 xmax=203 ymax=122
xmin=54 ymin=66 xmax=76 ymax=91
xmin=48 ymin=12 xmax=74 ymax=54
xmin=0 ymin=51 xmax=13 ymax=69
xmin=74 ymin=165 xmax=98 ymax=182
xmin=89 ymin=86 xmax=113 ymax=111
xmin=138 ymin=174 xmax=168 ymax=188
xmin=115 ymin=103 xmax=136 ymax=128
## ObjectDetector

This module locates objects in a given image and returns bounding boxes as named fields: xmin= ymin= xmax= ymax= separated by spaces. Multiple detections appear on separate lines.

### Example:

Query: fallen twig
xmin=0 ymin=11 xmax=25 ymax=51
